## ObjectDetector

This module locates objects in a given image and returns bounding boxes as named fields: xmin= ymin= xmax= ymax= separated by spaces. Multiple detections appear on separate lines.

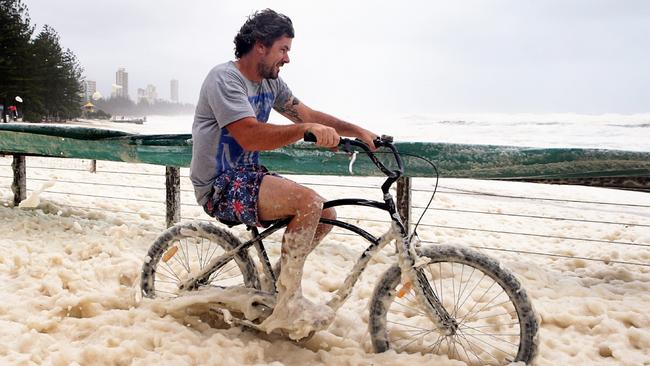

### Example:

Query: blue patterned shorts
xmin=203 ymin=165 xmax=277 ymax=227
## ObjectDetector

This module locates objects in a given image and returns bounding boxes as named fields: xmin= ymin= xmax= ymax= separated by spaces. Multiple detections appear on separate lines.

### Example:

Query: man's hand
xmin=305 ymin=123 xmax=340 ymax=148
xmin=355 ymin=128 xmax=379 ymax=151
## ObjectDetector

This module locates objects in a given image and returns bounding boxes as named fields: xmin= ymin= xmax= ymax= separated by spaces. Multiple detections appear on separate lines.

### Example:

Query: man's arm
xmin=276 ymin=96 xmax=378 ymax=149
xmin=226 ymin=116 xmax=340 ymax=151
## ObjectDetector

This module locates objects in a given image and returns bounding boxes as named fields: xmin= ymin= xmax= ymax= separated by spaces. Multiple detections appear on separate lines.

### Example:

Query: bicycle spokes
xmin=386 ymin=261 xmax=522 ymax=365
xmin=154 ymin=237 xmax=246 ymax=298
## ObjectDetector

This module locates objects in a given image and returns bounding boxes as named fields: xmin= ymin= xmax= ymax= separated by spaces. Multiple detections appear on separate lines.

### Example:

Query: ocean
xmin=88 ymin=112 xmax=650 ymax=152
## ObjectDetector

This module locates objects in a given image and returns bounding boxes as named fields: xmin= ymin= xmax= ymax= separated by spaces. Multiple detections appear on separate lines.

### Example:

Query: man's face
xmin=258 ymin=35 xmax=292 ymax=79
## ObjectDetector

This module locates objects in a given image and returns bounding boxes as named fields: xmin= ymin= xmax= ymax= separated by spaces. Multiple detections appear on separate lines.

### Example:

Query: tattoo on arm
xmin=279 ymin=96 xmax=303 ymax=123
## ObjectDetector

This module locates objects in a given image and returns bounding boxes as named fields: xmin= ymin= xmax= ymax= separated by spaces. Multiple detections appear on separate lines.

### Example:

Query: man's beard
xmin=258 ymin=62 xmax=280 ymax=79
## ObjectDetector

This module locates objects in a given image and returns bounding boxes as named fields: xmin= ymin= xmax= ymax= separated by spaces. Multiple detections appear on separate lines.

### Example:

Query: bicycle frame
xmin=179 ymin=136 xmax=457 ymax=332
xmin=247 ymin=197 xmax=404 ymax=311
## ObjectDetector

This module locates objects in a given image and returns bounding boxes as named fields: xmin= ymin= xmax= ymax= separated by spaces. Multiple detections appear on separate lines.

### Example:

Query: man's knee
xmin=322 ymin=207 xmax=336 ymax=221
xmin=304 ymin=189 xmax=334 ymax=220
xmin=318 ymin=207 xmax=336 ymax=236
xmin=297 ymin=189 xmax=327 ymax=214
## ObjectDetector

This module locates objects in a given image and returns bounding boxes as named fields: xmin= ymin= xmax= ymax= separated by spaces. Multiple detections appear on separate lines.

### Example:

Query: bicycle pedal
xmin=208 ymin=307 xmax=263 ymax=329
xmin=214 ymin=309 xmax=316 ymax=341
xmin=232 ymin=317 xmax=266 ymax=331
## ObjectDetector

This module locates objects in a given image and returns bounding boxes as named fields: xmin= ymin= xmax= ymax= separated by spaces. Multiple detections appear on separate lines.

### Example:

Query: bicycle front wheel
xmin=369 ymin=245 xmax=538 ymax=365
xmin=140 ymin=222 xmax=260 ymax=300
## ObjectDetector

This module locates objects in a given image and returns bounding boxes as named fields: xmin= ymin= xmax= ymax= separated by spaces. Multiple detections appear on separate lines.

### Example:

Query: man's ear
xmin=254 ymin=41 xmax=266 ymax=55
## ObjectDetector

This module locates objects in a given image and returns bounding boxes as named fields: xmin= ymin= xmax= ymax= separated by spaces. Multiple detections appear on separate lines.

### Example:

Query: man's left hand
xmin=356 ymin=128 xmax=379 ymax=151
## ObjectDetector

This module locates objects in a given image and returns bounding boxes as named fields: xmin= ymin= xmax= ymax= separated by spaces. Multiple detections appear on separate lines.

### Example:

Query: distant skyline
xmin=24 ymin=0 xmax=650 ymax=119
xmin=86 ymin=67 xmax=179 ymax=104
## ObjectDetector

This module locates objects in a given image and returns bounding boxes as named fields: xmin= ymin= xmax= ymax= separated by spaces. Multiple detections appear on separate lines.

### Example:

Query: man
xmin=190 ymin=9 xmax=377 ymax=339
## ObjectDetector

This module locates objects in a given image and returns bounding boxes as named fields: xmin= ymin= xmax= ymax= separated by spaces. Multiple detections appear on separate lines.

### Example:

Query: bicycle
xmin=140 ymin=134 xmax=539 ymax=365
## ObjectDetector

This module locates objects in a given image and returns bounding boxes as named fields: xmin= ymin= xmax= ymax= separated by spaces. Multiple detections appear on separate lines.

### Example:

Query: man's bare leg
xmin=256 ymin=175 xmax=335 ymax=339
xmin=271 ymin=199 xmax=335 ymax=278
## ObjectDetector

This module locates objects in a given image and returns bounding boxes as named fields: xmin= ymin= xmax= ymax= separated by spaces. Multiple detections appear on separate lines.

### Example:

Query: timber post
xmin=396 ymin=176 xmax=412 ymax=235
xmin=165 ymin=166 xmax=181 ymax=227
xmin=11 ymin=154 xmax=26 ymax=206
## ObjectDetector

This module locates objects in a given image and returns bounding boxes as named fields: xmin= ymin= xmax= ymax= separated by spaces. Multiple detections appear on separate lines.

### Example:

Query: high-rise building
xmin=115 ymin=67 xmax=129 ymax=99
xmin=136 ymin=88 xmax=146 ymax=103
xmin=145 ymin=84 xmax=157 ymax=104
xmin=111 ymin=85 xmax=121 ymax=98
xmin=83 ymin=80 xmax=96 ymax=101
xmin=170 ymin=79 xmax=179 ymax=103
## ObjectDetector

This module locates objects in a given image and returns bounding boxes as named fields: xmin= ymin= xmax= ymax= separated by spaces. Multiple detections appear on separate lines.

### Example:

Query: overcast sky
xmin=24 ymin=0 xmax=650 ymax=116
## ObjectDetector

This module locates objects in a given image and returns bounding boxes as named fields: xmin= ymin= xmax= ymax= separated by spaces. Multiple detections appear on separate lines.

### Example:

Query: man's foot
xmin=260 ymin=296 xmax=335 ymax=340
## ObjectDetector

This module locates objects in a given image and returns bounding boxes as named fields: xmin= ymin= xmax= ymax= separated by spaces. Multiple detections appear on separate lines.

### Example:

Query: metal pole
xmin=165 ymin=166 xmax=181 ymax=227
xmin=11 ymin=155 xmax=26 ymax=206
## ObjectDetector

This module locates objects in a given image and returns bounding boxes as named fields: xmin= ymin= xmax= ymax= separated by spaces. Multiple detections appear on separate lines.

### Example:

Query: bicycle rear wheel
xmin=140 ymin=222 xmax=260 ymax=300
xmin=369 ymin=245 xmax=538 ymax=365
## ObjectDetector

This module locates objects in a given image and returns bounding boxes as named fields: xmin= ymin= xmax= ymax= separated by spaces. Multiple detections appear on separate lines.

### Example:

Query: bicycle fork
xmin=395 ymin=230 xmax=459 ymax=336
xmin=381 ymin=187 xmax=459 ymax=336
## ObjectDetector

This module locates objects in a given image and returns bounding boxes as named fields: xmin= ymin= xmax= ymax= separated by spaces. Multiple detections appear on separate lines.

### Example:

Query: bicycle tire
xmin=140 ymin=222 xmax=260 ymax=300
xmin=369 ymin=244 xmax=538 ymax=365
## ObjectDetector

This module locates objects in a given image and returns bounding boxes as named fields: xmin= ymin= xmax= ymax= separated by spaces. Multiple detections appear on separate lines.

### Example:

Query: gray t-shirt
xmin=190 ymin=61 xmax=293 ymax=206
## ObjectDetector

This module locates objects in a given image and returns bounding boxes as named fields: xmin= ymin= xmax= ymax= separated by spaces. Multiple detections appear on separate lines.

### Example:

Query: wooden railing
xmin=2 ymin=123 xmax=649 ymax=227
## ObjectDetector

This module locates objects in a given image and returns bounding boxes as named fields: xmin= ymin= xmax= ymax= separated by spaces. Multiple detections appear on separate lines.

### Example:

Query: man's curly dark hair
xmin=234 ymin=9 xmax=294 ymax=59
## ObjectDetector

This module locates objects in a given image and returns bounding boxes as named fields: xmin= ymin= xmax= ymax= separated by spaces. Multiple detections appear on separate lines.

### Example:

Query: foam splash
xmin=18 ymin=179 xmax=57 ymax=209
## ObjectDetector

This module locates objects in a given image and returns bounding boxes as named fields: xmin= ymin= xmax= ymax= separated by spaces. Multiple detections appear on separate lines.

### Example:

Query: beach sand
xmin=1 ymin=157 xmax=649 ymax=365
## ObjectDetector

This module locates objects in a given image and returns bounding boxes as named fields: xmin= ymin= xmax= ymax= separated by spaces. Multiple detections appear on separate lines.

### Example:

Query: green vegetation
xmin=84 ymin=109 xmax=111 ymax=120
xmin=0 ymin=0 xmax=84 ymax=122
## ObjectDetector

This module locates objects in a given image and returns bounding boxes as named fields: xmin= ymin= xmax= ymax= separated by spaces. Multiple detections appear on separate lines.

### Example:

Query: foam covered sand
xmin=1 ymin=157 xmax=649 ymax=365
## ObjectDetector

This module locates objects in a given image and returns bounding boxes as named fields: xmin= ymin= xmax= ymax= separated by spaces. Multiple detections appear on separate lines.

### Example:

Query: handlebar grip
xmin=304 ymin=132 xmax=402 ymax=177
xmin=372 ymin=137 xmax=382 ymax=149
xmin=306 ymin=131 xmax=391 ymax=150
xmin=304 ymin=131 xmax=317 ymax=142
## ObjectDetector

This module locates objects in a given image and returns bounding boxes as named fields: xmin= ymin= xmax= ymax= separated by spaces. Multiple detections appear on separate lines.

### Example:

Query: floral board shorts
xmin=203 ymin=165 xmax=278 ymax=227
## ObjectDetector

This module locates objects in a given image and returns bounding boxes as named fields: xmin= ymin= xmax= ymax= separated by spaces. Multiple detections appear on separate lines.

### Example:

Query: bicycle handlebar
xmin=303 ymin=132 xmax=404 ymax=178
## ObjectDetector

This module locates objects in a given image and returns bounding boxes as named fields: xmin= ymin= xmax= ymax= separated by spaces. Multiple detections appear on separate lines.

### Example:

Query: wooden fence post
xmin=165 ymin=166 xmax=180 ymax=227
xmin=11 ymin=154 xmax=26 ymax=206
xmin=396 ymin=176 xmax=411 ymax=235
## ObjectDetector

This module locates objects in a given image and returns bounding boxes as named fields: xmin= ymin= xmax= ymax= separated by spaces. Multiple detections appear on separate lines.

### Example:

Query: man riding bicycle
xmin=190 ymin=9 xmax=377 ymax=338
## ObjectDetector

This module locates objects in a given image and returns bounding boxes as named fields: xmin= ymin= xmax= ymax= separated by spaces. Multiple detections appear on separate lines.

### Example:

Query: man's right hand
xmin=304 ymin=124 xmax=340 ymax=148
